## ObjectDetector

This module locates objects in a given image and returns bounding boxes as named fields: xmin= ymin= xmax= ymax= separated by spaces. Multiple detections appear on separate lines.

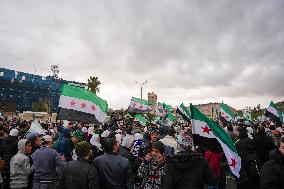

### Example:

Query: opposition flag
xmin=135 ymin=114 xmax=149 ymax=126
xmin=57 ymin=84 xmax=108 ymax=123
xmin=190 ymin=104 xmax=241 ymax=178
xmin=155 ymin=102 xmax=167 ymax=116
xmin=265 ymin=101 xmax=283 ymax=126
xmin=220 ymin=102 xmax=235 ymax=123
xmin=128 ymin=97 xmax=153 ymax=113
xmin=176 ymin=103 xmax=191 ymax=122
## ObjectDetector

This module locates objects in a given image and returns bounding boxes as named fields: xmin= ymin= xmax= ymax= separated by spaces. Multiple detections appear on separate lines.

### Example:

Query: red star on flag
xmin=229 ymin=158 xmax=237 ymax=169
xmin=202 ymin=125 xmax=211 ymax=134
xmin=139 ymin=105 xmax=143 ymax=109
xmin=91 ymin=105 xmax=96 ymax=111
xmin=70 ymin=100 xmax=76 ymax=107
xmin=133 ymin=103 xmax=137 ymax=107
xmin=81 ymin=102 xmax=86 ymax=109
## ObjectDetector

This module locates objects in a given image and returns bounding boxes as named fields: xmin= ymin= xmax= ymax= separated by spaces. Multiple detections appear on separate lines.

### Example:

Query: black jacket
xmin=235 ymin=136 xmax=260 ymax=189
xmin=252 ymin=133 xmax=275 ymax=166
xmin=57 ymin=158 xmax=100 ymax=189
xmin=260 ymin=150 xmax=284 ymax=189
xmin=162 ymin=151 xmax=216 ymax=189
xmin=94 ymin=153 xmax=134 ymax=189
xmin=0 ymin=136 xmax=18 ymax=173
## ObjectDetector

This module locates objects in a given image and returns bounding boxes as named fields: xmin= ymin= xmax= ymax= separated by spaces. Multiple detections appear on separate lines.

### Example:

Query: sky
xmin=0 ymin=0 xmax=284 ymax=110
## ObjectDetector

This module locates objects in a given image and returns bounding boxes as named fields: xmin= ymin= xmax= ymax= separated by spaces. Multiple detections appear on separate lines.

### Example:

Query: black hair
xmin=102 ymin=136 xmax=117 ymax=153
xmin=152 ymin=141 xmax=165 ymax=154
xmin=75 ymin=141 xmax=91 ymax=158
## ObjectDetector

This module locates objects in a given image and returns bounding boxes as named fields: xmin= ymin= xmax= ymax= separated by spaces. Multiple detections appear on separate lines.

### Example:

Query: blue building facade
xmin=0 ymin=67 xmax=85 ymax=113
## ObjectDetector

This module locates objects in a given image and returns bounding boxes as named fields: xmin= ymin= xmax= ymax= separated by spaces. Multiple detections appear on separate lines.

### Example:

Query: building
xmin=0 ymin=67 xmax=85 ymax=114
xmin=148 ymin=92 xmax=157 ymax=114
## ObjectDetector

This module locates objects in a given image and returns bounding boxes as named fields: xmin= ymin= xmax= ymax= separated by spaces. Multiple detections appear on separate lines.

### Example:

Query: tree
xmin=87 ymin=76 xmax=101 ymax=93
xmin=32 ymin=101 xmax=47 ymax=112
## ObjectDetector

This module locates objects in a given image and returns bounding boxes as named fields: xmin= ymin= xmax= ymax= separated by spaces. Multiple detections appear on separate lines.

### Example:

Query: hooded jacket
xmin=10 ymin=139 xmax=34 ymax=188
xmin=0 ymin=135 xmax=18 ymax=174
xmin=60 ymin=127 xmax=73 ymax=162
xmin=162 ymin=151 xmax=216 ymax=189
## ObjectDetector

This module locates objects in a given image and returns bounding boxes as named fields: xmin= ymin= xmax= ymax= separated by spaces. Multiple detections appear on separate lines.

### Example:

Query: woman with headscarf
xmin=90 ymin=134 xmax=104 ymax=160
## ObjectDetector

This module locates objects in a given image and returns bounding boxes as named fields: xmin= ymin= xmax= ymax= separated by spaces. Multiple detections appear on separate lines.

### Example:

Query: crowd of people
xmin=0 ymin=114 xmax=284 ymax=189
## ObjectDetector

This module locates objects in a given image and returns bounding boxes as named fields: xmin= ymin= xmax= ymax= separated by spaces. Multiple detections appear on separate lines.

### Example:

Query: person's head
xmin=177 ymin=132 xmax=192 ymax=152
xmin=72 ymin=130 xmax=84 ymax=144
xmin=41 ymin=135 xmax=52 ymax=148
xmin=9 ymin=128 xmax=18 ymax=137
xmin=102 ymin=136 xmax=120 ymax=153
xmin=149 ymin=130 xmax=158 ymax=143
xmin=75 ymin=141 xmax=91 ymax=159
xmin=151 ymin=141 xmax=164 ymax=156
xmin=18 ymin=139 xmax=32 ymax=155
xmin=26 ymin=133 xmax=41 ymax=147
xmin=279 ymin=137 xmax=284 ymax=156
xmin=90 ymin=134 xmax=100 ymax=145
xmin=257 ymin=126 xmax=266 ymax=134
xmin=167 ymin=127 xmax=176 ymax=137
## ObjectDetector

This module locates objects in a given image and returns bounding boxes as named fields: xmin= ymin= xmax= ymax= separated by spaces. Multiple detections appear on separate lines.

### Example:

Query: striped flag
xmin=265 ymin=101 xmax=283 ymax=126
xmin=190 ymin=104 xmax=241 ymax=178
xmin=128 ymin=97 xmax=153 ymax=113
xmin=220 ymin=102 xmax=235 ymax=123
xmin=57 ymin=84 xmax=108 ymax=123
xmin=176 ymin=103 xmax=191 ymax=122
xmin=135 ymin=114 xmax=149 ymax=126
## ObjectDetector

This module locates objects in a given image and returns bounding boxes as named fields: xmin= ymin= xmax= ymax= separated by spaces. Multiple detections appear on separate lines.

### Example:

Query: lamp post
xmin=135 ymin=81 xmax=148 ymax=99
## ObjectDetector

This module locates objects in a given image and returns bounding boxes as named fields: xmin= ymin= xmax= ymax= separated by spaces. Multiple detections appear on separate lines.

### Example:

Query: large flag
xmin=220 ymin=102 xmax=235 ymax=123
xmin=265 ymin=101 xmax=283 ymax=126
xmin=57 ymin=84 xmax=108 ymax=123
xmin=135 ymin=114 xmax=149 ymax=126
xmin=176 ymin=103 xmax=191 ymax=122
xmin=128 ymin=97 xmax=153 ymax=113
xmin=190 ymin=104 xmax=241 ymax=178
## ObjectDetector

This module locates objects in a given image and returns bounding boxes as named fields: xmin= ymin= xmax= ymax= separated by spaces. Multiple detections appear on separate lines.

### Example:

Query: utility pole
xmin=135 ymin=81 xmax=148 ymax=99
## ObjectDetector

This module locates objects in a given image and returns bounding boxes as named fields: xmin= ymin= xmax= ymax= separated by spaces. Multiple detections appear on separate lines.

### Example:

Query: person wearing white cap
xmin=32 ymin=135 xmax=64 ymax=189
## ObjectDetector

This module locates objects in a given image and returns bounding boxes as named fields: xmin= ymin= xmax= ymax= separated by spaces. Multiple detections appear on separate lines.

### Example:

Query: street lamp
xmin=135 ymin=81 xmax=148 ymax=99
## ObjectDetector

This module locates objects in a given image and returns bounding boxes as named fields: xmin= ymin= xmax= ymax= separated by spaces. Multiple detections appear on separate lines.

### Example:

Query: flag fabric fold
xmin=265 ymin=101 xmax=283 ymax=126
xmin=176 ymin=103 xmax=191 ymax=122
xmin=128 ymin=97 xmax=153 ymax=113
xmin=190 ymin=104 xmax=241 ymax=178
xmin=57 ymin=84 xmax=108 ymax=123
xmin=135 ymin=114 xmax=149 ymax=126
xmin=220 ymin=102 xmax=235 ymax=124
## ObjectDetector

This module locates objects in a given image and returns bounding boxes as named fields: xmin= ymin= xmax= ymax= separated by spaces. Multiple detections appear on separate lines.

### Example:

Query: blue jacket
xmin=32 ymin=147 xmax=64 ymax=182
xmin=94 ymin=153 xmax=134 ymax=189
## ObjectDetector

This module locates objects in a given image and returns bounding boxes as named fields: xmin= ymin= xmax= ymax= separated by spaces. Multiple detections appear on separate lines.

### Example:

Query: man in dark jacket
xmin=260 ymin=137 xmax=284 ymax=189
xmin=252 ymin=126 xmax=275 ymax=167
xmin=0 ymin=128 xmax=18 ymax=189
xmin=57 ymin=141 xmax=100 ymax=189
xmin=59 ymin=127 xmax=73 ymax=162
xmin=235 ymin=126 xmax=260 ymax=189
xmin=32 ymin=135 xmax=64 ymax=189
xmin=94 ymin=136 xmax=134 ymax=189
xmin=162 ymin=132 xmax=216 ymax=189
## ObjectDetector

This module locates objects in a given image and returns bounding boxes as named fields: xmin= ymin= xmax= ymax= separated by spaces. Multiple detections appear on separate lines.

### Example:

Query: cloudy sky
xmin=0 ymin=0 xmax=284 ymax=110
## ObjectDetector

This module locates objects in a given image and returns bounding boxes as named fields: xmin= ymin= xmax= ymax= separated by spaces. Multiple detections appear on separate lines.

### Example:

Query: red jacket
xmin=204 ymin=150 xmax=222 ymax=178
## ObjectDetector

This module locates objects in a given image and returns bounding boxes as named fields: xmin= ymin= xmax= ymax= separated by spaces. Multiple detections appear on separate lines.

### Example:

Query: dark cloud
xmin=0 ymin=0 xmax=284 ymax=109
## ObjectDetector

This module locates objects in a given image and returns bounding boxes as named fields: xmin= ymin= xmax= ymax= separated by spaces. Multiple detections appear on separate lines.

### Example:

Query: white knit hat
xmin=9 ymin=129 xmax=18 ymax=137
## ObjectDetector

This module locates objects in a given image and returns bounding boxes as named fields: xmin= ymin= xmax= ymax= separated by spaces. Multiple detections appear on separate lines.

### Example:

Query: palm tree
xmin=87 ymin=76 xmax=101 ymax=93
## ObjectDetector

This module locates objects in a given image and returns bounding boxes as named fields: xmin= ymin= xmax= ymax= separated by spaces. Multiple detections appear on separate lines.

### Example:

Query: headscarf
xmin=90 ymin=134 xmax=102 ymax=148
xmin=177 ymin=131 xmax=192 ymax=152
xmin=81 ymin=127 xmax=88 ymax=134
